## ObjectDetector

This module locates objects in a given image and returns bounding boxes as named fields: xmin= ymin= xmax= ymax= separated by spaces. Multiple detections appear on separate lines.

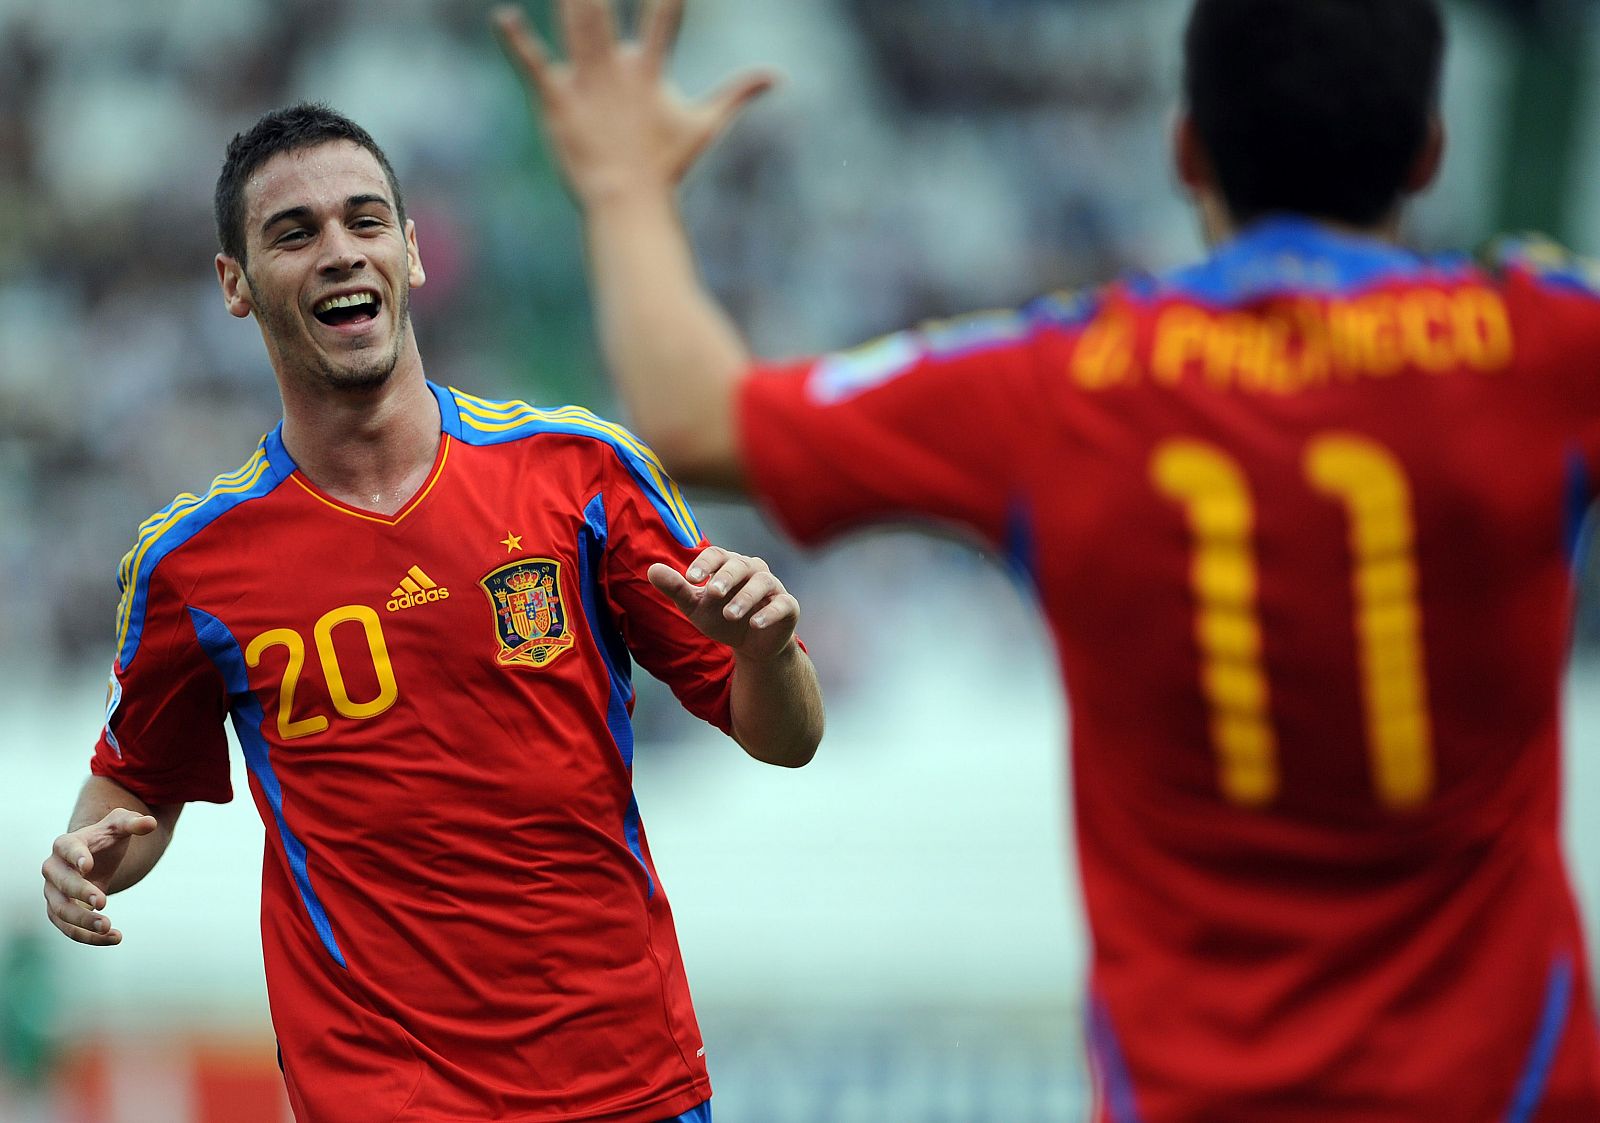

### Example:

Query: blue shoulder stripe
xmin=444 ymin=386 xmax=702 ymax=548
xmin=115 ymin=438 xmax=286 ymax=668
xmin=1485 ymin=233 xmax=1600 ymax=299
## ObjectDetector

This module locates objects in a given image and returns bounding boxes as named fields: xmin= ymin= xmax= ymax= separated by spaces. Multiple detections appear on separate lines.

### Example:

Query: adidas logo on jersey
xmin=387 ymin=565 xmax=450 ymax=612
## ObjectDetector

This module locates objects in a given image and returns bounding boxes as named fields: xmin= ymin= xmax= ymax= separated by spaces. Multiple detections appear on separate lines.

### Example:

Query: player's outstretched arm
xmin=41 ymin=776 xmax=182 ymax=946
xmin=494 ymin=0 xmax=772 ymax=490
xmin=650 ymin=546 xmax=823 ymax=767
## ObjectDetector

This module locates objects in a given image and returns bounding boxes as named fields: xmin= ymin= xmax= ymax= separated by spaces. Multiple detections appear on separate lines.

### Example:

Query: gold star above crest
xmin=500 ymin=531 xmax=523 ymax=554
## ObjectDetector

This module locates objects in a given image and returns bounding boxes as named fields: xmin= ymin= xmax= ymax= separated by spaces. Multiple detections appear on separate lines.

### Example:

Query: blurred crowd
xmin=3 ymin=0 xmax=1596 ymax=687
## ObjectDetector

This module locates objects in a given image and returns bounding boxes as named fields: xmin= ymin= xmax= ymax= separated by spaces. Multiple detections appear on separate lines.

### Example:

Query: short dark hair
xmin=1183 ymin=0 xmax=1445 ymax=228
xmin=214 ymin=102 xmax=406 ymax=262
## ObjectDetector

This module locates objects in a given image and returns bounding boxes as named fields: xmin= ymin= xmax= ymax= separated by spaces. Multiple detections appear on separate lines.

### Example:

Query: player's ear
xmin=405 ymin=219 xmax=426 ymax=289
xmin=1174 ymin=112 xmax=1212 ymax=196
xmin=216 ymin=254 xmax=254 ymax=318
xmin=1404 ymin=114 xmax=1445 ymax=196
xmin=1176 ymin=112 xmax=1236 ymax=245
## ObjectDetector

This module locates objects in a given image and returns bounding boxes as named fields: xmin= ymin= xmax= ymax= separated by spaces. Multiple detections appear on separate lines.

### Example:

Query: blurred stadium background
xmin=7 ymin=0 xmax=1600 ymax=1119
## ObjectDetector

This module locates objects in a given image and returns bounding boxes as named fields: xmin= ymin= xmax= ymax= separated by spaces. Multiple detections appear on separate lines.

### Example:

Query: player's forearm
xmin=729 ymin=639 xmax=823 ymax=768
xmin=68 ymin=776 xmax=180 ymax=892
xmin=581 ymin=189 xmax=751 ymax=489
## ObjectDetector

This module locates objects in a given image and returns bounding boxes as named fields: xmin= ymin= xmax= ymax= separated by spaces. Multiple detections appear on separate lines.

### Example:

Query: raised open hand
xmin=493 ymin=0 xmax=776 ymax=204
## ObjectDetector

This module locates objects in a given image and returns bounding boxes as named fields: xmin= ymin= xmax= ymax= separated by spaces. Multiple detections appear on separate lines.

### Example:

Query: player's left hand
xmin=649 ymin=547 xmax=799 ymax=661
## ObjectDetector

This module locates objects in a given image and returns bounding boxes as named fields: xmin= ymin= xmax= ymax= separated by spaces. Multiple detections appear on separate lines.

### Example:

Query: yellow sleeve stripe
xmin=452 ymin=391 xmax=701 ymax=545
xmin=119 ymin=448 xmax=269 ymax=589
xmin=119 ymin=449 xmax=269 ymax=585
xmin=129 ymin=452 xmax=268 ymax=540
xmin=454 ymin=394 xmax=673 ymax=479
xmin=114 ymin=447 xmax=273 ymax=662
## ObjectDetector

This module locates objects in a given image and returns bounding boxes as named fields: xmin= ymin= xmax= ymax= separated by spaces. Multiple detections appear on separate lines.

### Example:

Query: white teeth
xmin=315 ymin=292 xmax=377 ymax=314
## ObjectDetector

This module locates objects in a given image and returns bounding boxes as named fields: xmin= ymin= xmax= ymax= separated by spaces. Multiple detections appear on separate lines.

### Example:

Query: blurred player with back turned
xmin=496 ymin=0 xmax=1600 ymax=1118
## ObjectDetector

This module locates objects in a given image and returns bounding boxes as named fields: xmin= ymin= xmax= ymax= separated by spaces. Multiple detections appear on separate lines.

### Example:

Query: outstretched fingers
xmin=560 ymin=0 xmax=620 ymax=69
xmin=493 ymin=6 xmax=560 ymax=99
xmin=677 ymin=69 xmax=778 ymax=175
xmin=640 ymin=0 xmax=685 ymax=72
xmin=707 ymin=69 xmax=779 ymax=119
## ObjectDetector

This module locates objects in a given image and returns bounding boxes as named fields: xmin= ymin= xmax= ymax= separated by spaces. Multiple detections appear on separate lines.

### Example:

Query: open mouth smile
xmin=312 ymin=290 xmax=382 ymax=331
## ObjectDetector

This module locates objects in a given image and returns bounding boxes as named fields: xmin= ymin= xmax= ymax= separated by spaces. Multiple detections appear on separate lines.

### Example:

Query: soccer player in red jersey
xmin=498 ymin=0 xmax=1600 ymax=1118
xmin=37 ymin=104 xmax=823 ymax=1123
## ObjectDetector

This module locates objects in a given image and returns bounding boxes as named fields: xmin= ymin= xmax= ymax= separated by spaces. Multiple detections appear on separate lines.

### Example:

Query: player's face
xmin=216 ymin=141 xmax=426 ymax=394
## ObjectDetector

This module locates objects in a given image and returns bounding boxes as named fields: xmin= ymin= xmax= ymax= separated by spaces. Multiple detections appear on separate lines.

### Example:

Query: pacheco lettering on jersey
xmin=1071 ymin=287 xmax=1514 ymax=394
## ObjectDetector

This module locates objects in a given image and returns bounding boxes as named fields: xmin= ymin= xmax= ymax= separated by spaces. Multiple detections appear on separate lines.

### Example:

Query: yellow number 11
xmin=1152 ymin=434 xmax=1433 ymax=810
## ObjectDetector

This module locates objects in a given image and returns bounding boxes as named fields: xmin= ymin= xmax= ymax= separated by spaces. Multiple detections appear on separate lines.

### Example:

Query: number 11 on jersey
xmin=1152 ymin=434 xmax=1434 ymax=810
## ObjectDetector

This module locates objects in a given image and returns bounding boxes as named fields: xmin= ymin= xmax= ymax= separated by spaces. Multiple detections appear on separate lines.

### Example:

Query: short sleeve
xmin=593 ymin=443 xmax=737 ymax=734
xmin=1484 ymin=236 xmax=1600 ymax=429
xmin=91 ymin=561 xmax=233 ymax=805
xmin=736 ymin=305 xmax=1068 ymax=548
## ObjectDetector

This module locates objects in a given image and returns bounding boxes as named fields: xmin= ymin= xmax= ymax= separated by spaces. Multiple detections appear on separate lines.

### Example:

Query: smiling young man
xmin=496 ymin=0 xmax=1600 ymax=1119
xmin=38 ymin=104 xmax=823 ymax=1123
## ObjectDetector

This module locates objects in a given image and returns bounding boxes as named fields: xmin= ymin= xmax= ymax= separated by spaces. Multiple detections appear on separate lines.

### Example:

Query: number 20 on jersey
xmin=246 ymin=604 xmax=400 ymax=740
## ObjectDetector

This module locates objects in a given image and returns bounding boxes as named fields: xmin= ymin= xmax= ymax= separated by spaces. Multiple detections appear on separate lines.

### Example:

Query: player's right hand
xmin=41 ymin=809 xmax=157 ymax=946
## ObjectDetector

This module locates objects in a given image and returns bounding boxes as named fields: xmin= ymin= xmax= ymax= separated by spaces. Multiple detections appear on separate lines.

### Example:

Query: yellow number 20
xmin=1152 ymin=434 xmax=1433 ymax=810
xmin=246 ymin=605 xmax=399 ymax=741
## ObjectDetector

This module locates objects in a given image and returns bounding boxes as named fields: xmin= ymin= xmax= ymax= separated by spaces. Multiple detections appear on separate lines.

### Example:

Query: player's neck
xmin=1203 ymin=199 xmax=1403 ymax=248
xmin=277 ymin=347 xmax=443 ymax=517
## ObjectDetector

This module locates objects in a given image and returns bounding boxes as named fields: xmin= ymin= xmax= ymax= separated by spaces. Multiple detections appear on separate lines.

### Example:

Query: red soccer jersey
xmin=739 ymin=217 xmax=1600 ymax=1122
xmin=93 ymin=383 xmax=731 ymax=1123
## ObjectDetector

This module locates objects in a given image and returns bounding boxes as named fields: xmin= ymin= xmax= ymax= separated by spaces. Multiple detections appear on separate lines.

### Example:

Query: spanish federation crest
xmin=479 ymin=558 xmax=577 ymax=669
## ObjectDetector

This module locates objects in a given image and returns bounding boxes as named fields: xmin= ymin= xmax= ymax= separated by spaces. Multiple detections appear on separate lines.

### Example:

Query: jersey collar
xmin=1135 ymin=215 xmax=1474 ymax=305
xmin=264 ymin=381 xmax=454 ymax=526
